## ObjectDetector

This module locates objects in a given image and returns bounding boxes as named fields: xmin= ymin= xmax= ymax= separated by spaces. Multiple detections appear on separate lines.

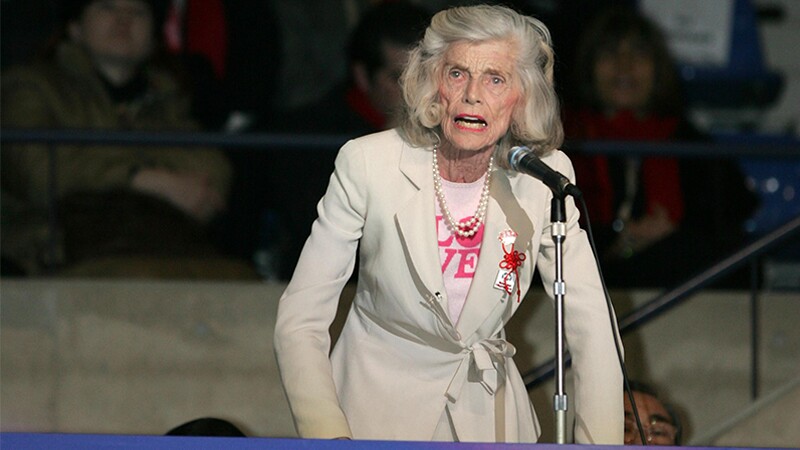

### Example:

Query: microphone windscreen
xmin=495 ymin=145 xmax=528 ymax=171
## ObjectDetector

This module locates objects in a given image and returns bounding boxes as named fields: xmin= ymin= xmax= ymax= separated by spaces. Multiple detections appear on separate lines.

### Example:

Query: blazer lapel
xmin=395 ymin=144 xmax=445 ymax=296
xmin=456 ymin=170 xmax=536 ymax=338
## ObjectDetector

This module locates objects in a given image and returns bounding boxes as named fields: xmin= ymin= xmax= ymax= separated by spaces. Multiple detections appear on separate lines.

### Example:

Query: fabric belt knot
xmin=446 ymin=338 xmax=516 ymax=402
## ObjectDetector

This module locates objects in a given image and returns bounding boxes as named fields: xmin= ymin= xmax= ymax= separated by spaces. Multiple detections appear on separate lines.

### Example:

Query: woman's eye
xmin=449 ymin=69 xmax=462 ymax=79
xmin=484 ymin=75 xmax=509 ymax=94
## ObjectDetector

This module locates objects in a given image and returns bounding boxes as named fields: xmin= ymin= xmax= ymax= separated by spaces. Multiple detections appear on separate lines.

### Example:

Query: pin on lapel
xmin=494 ymin=229 xmax=525 ymax=302
xmin=498 ymin=229 xmax=517 ymax=246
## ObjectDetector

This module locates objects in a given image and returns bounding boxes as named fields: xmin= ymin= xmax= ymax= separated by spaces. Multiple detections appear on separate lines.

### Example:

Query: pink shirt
xmin=435 ymin=175 xmax=486 ymax=324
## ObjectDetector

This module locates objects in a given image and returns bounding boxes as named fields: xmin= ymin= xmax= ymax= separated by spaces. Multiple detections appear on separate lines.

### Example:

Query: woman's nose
xmin=463 ymin=78 xmax=482 ymax=104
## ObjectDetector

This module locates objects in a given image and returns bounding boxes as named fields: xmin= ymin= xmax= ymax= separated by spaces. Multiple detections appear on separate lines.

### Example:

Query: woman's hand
xmin=130 ymin=168 xmax=226 ymax=222
xmin=608 ymin=204 xmax=676 ymax=259
xmin=625 ymin=204 xmax=676 ymax=245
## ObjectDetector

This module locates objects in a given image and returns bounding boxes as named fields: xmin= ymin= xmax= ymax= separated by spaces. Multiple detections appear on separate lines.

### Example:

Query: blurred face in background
xmin=593 ymin=36 xmax=655 ymax=114
xmin=364 ymin=42 xmax=410 ymax=122
xmin=68 ymin=0 xmax=155 ymax=68
xmin=624 ymin=390 xmax=678 ymax=446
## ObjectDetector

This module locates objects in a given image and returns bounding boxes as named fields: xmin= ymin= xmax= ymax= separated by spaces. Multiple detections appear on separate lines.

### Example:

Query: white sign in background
xmin=640 ymin=0 xmax=735 ymax=67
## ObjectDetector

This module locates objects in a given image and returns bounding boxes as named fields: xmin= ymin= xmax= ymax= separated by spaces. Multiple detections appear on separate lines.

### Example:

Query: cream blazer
xmin=274 ymin=129 xmax=623 ymax=443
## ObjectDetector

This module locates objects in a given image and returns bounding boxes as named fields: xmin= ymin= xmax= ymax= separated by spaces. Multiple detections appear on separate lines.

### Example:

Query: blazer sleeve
xmin=535 ymin=150 xmax=624 ymax=445
xmin=273 ymin=139 xmax=367 ymax=439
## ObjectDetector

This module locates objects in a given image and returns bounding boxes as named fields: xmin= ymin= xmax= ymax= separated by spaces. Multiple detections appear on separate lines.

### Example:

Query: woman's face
xmin=437 ymin=39 xmax=523 ymax=152
xmin=69 ymin=0 xmax=155 ymax=66
xmin=593 ymin=37 xmax=655 ymax=113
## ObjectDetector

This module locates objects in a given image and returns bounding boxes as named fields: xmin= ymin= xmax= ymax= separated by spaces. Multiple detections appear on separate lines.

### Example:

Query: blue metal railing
xmin=0 ymin=128 xmax=353 ymax=150
xmin=2 ymin=128 xmax=799 ymax=157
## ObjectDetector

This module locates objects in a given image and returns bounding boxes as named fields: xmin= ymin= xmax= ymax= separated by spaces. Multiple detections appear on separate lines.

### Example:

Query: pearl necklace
xmin=432 ymin=145 xmax=494 ymax=237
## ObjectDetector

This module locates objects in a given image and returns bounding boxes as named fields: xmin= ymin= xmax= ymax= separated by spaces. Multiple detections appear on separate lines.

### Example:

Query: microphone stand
xmin=503 ymin=145 xmax=581 ymax=442
xmin=550 ymin=193 xmax=568 ymax=443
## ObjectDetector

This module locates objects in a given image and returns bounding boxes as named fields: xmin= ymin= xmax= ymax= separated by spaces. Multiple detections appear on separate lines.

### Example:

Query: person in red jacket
xmin=564 ymin=6 xmax=758 ymax=287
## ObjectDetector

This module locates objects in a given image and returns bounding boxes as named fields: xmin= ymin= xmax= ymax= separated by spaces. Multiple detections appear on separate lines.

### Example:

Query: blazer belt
xmin=445 ymin=338 xmax=516 ymax=402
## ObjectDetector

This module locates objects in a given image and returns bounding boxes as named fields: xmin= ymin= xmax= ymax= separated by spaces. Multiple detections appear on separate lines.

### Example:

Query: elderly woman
xmin=274 ymin=5 xmax=622 ymax=443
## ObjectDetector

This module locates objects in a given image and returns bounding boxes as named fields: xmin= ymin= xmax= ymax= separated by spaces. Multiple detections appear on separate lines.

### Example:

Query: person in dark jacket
xmin=1 ymin=0 xmax=253 ymax=279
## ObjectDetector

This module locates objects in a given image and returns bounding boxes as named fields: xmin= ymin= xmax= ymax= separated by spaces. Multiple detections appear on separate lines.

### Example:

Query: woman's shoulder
xmin=336 ymin=129 xmax=430 ymax=179
xmin=539 ymin=147 xmax=573 ymax=170
xmin=346 ymin=128 xmax=404 ymax=147
xmin=340 ymin=129 xmax=410 ymax=158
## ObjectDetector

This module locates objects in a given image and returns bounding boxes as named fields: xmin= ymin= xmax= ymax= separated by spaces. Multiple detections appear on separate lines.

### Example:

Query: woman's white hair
xmin=398 ymin=4 xmax=563 ymax=156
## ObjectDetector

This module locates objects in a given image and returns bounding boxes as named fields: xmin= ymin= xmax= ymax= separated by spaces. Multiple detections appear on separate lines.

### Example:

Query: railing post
xmin=750 ymin=259 xmax=760 ymax=400
xmin=45 ymin=143 xmax=60 ymax=274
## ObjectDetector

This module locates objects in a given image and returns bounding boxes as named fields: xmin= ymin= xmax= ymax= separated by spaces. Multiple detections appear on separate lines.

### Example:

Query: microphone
xmin=500 ymin=146 xmax=582 ymax=198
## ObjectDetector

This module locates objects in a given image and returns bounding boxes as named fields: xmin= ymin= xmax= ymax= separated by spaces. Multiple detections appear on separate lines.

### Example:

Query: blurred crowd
xmin=0 ymin=0 xmax=767 ymax=285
